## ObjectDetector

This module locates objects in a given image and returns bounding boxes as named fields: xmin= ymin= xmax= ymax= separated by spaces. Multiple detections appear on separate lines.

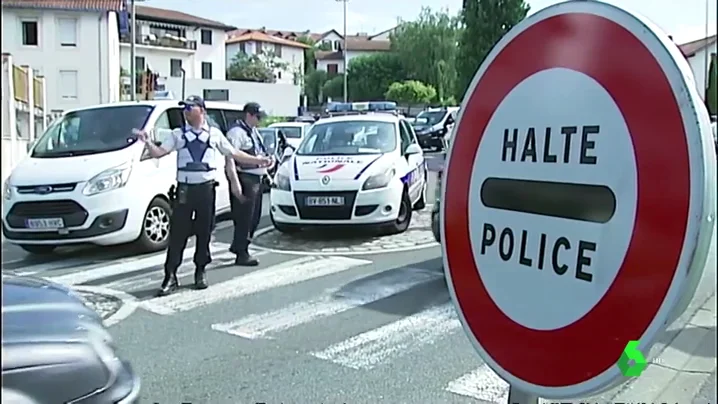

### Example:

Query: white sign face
xmin=468 ymin=68 xmax=638 ymax=330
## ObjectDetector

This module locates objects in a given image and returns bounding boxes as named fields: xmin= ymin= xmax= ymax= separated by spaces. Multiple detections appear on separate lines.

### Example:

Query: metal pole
xmin=130 ymin=0 xmax=136 ymax=100
xmin=342 ymin=0 xmax=348 ymax=102
xmin=507 ymin=386 xmax=539 ymax=404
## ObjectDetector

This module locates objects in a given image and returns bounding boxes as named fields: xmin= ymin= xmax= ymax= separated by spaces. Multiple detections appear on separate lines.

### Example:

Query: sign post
xmin=442 ymin=0 xmax=716 ymax=401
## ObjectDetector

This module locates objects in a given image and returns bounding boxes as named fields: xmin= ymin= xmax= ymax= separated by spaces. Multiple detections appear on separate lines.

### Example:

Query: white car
xmin=270 ymin=113 xmax=427 ymax=234
xmin=268 ymin=121 xmax=312 ymax=150
xmin=2 ymin=100 xmax=247 ymax=255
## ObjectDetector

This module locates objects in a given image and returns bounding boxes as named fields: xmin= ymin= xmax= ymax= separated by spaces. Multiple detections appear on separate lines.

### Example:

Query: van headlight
xmin=3 ymin=181 xmax=13 ymax=200
xmin=275 ymin=173 xmax=291 ymax=191
xmin=83 ymin=162 xmax=132 ymax=196
xmin=362 ymin=168 xmax=395 ymax=191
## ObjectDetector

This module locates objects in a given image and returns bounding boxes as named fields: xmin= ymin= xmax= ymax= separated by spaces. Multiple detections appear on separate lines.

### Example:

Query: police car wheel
xmin=384 ymin=190 xmax=412 ymax=235
xmin=136 ymin=197 xmax=172 ymax=252
xmin=19 ymin=244 xmax=57 ymax=255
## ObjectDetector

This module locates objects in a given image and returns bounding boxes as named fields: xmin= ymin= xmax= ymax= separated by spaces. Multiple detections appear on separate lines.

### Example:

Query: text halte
xmin=502 ymin=125 xmax=600 ymax=164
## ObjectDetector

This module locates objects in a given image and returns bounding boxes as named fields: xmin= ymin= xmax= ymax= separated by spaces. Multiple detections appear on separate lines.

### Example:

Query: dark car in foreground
xmin=2 ymin=273 xmax=140 ymax=403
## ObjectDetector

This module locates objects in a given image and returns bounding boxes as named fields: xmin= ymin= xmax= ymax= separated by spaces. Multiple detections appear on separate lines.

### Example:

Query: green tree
xmin=456 ymin=0 xmax=529 ymax=100
xmin=322 ymin=74 xmax=345 ymax=101
xmin=706 ymin=54 xmax=717 ymax=115
xmin=304 ymin=70 xmax=329 ymax=105
xmin=296 ymin=35 xmax=318 ymax=74
xmin=226 ymin=52 xmax=287 ymax=83
xmin=347 ymin=53 xmax=406 ymax=101
xmin=390 ymin=8 xmax=459 ymax=103
xmin=385 ymin=80 xmax=437 ymax=107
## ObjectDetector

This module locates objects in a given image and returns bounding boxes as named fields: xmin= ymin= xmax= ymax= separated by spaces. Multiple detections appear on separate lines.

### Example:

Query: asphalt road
xmin=2 ymin=153 xmax=715 ymax=403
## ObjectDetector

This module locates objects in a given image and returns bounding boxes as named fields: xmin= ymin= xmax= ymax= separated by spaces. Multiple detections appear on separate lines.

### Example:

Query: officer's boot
xmin=157 ymin=268 xmax=179 ymax=296
xmin=194 ymin=266 xmax=208 ymax=289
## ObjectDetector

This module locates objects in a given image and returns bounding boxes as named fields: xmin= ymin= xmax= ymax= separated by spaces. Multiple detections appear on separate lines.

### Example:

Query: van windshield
xmin=271 ymin=126 xmax=302 ymax=139
xmin=415 ymin=110 xmax=447 ymax=126
xmin=31 ymin=105 xmax=154 ymax=158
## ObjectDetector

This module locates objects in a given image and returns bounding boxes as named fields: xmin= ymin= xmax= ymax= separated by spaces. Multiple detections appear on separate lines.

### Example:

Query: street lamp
xmin=336 ymin=0 xmax=349 ymax=102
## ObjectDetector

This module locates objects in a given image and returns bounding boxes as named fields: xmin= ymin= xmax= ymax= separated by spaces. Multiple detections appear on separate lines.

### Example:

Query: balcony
xmin=120 ymin=34 xmax=197 ymax=51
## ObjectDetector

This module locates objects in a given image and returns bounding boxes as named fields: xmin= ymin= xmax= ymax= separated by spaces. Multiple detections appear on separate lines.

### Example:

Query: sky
xmin=142 ymin=0 xmax=716 ymax=44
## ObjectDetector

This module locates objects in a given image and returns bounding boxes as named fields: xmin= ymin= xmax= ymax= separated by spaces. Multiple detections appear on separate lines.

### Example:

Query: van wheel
xmin=271 ymin=212 xmax=300 ymax=234
xmin=136 ymin=197 xmax=171 ymax=252
xmin=384 ymin=189 xmax=412 ymax=235
xmin=20 ymin=245 xmax=57 ymax=255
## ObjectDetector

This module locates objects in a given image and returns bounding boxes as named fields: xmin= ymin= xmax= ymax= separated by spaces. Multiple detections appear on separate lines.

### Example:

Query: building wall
xmin=192 ymin=27 xmax=226 ymax=80
xmin=163 ymin=77 xmax=300 ymax=116
xmin=316 ymin=49 xmax=379 ymax=73
xmin=120 ymin=46 xmax=196 ymax=79
xmin=687 ymin=42 xmax=717 ymax=100
xmin=2 ymin=8 xmax=113 ymax=112
xmin=225 ymin=41 xmax=304 ymax=85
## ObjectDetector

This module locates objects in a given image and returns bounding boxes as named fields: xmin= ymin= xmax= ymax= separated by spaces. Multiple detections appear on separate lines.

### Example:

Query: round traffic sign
xmin=442 ymin=0 xmax=716 ymax=398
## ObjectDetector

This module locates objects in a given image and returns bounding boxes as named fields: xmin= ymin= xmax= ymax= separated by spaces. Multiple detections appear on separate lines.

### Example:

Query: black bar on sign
xmin=480 ymin=178 xmax=616 ymax=223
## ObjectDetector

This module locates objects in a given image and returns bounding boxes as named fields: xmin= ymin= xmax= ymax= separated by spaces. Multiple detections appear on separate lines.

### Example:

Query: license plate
xmin=25 ymin=218 xmax=64 ymax=229
xmin=306 ymin=196 xmax=344 ymax=206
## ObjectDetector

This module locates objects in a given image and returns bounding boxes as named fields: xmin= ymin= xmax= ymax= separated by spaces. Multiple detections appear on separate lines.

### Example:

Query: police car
xmin=270 ymin=107 xmax=426 ymax=234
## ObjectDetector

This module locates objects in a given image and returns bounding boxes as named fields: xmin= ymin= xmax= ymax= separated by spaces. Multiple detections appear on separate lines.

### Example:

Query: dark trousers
xmin=229 ymin=173 xmax=263 ymax=255
xmin=164 ymin=181 xmax=216 ymax=274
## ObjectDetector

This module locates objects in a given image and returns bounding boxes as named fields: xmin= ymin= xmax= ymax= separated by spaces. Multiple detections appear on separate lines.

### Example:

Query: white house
xmin=313 ymin=29 xmax=392 ymax=74
xmin=120 ymin=5 xmax=235 ymax=84
xmin=678 ymin=35 xmax=717 ymax=102
xmin=1 ymin=0 xmax=122 ymax=113
xmin=225 ymin=30 xmax=309 ymax=85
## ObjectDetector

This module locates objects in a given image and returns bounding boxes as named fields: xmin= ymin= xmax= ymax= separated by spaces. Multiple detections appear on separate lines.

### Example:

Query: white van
xmin=267 ymin=121 xmax=312 ymax=150
xmin=2 ymin=100 xmax=247 ymax=255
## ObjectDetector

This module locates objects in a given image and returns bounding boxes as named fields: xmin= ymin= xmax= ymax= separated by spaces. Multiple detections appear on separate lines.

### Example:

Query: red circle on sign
xmin=445 ymin=13 xmax=689 ymax=387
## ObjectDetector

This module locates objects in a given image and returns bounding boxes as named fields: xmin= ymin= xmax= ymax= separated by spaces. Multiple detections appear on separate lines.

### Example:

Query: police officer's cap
xmin=243 ymin=102 xmax=267 ymax=119
xmin=179 ymin=95 xmax=206 ymax=109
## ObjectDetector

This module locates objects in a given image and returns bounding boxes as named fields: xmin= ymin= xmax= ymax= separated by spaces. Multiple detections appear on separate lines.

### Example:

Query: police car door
xmin=399 ymin=120 xmax=424 ymax=203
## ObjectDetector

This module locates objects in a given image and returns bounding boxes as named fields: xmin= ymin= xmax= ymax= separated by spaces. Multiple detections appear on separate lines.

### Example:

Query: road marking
xmin=72 ymin=285 xmax=141 ymax=327
xmin=211 ymin=267 xmax=440 ymax=339
xmin=309 ymin=302 xmax=461 ymax=369
xmin=47 ymin=242 xmax=231 ymax=286
xmin=104 ymin=248 xmax=266 ymax=291
xmin=140 ymin=256 xmax=372 ymax=315
xmin=445 ymin=364 xmax=509 ymax=402
xmin=9 ymin=258 xmax=108 ymax=277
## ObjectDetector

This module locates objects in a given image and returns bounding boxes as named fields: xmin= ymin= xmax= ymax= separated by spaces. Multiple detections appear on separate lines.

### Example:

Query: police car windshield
xmin=297 ymin=121 xmax=396 ymax=155
xmin=31 ymin=105 xmax=154 ymax=158
xmin=271 ymin=126 xmax=302 ymax=138
xmin=416 ymin=110 xmax=446 ymax=126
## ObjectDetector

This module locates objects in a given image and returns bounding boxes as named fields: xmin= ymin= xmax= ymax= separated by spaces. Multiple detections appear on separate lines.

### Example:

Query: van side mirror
xmin=282 ymin=147 xmax=294 ymax=160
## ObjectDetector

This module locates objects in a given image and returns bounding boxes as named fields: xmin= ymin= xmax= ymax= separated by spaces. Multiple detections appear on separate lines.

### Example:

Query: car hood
xmin=8 ymin=149 xmax=132 ymax=186
xmin=292 ymin=154 xmax=391 ymax=181
xmin=1 ymin=273 xmax=103 ymax=346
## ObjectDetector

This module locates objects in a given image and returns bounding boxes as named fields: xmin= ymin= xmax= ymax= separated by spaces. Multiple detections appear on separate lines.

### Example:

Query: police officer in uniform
xmin=225 ymin=102 xmax=274 ymax=266
xmin=135 ymin=96 xmax=271 ymax=296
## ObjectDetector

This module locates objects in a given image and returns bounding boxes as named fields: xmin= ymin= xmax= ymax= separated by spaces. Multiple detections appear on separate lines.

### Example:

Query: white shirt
xmin=226 ymin=124 xmax=268 ymax=176
xmin=160 ymin=124 xmax=237 ymax=183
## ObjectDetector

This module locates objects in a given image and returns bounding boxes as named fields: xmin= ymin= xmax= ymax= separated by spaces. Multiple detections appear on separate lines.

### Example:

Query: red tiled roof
xmin=226 ymin=32 xmax=310 ymax=49
xmin=135 ymin=5 xmax=235 ymax=31
xmin=678 ymin=35 xmax=717 ymax=57
xmin=1 ymin=0 xmax=123 ymax=11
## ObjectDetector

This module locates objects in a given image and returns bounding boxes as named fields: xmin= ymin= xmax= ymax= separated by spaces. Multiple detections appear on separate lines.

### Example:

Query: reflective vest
xmin=176 ymin=126 xmax=217 ymax=172
xmin=232 ymin=120 xmax=267 ymax=171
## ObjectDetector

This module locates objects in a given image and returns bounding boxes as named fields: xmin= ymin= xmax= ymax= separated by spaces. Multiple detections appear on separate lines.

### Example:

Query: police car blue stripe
xmin=293 ymin=158 xmax=299 ymax=180
xmin=353 ymin=155 xmax=383 ymax=180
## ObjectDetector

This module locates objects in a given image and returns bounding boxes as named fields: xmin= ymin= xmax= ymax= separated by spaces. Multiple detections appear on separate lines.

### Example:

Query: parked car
xmin=2 ymin=101 xmax=247 ymax=255
xmin=2 ymin=273 xmax=140 ymax=403
xmin=413 ymin=107 xmax=459 ymax=151
xmin=268 ymin=121 xmax=312 ymax=150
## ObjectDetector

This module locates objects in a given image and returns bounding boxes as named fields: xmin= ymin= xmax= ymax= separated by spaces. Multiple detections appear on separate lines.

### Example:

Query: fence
xmin=2 ymin=53 xmax=48 ymax=183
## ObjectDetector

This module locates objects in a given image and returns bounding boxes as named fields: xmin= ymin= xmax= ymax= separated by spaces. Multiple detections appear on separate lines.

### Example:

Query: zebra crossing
xmin=3 ymin=242 xmax=678 ymax=403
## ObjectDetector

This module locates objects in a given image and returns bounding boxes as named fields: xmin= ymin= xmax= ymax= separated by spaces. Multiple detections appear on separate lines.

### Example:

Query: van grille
xmin=6 ymin=200 xmax=88 ymax=228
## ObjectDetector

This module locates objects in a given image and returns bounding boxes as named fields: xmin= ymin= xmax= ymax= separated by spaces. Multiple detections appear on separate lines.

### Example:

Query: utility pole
xmin=336 ymin=0 xmax=349 ymax=102
xmin=130 ymin=0 xmax=137 ymax=100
